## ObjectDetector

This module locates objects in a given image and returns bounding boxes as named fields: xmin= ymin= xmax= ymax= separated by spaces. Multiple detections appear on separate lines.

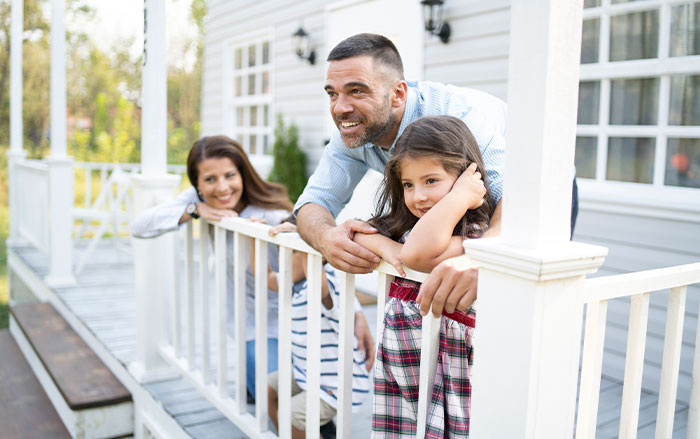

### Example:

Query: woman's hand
xmin=195 ymin=202 xmax=239 ymax=221
xmin=451 ymin=162 xmax=486 ymax=210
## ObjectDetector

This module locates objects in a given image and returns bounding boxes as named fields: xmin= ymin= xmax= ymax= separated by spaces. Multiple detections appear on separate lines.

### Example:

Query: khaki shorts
xmin=268 ymin=370 xmax=336 ymax=431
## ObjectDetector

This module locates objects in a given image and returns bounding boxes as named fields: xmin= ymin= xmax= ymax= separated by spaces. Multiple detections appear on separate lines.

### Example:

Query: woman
xmin=131 ymin=135 xmax=375 ymax=404
xmin=131 ymin=135 xmax=293 ymax=400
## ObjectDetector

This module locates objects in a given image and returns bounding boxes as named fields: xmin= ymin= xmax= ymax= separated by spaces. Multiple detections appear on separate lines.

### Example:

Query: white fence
xmin=153 ymin=217 xmax=443 ymax=439
xmin=577 ymin=262 xmax=700 ymax=438
xmin=14 ymin=160 xmax=50 ymax=253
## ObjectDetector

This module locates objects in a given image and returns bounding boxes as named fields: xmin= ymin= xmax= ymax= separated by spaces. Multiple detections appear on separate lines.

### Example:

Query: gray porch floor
xmin=10 ymin=240 xmax=689 ymax=438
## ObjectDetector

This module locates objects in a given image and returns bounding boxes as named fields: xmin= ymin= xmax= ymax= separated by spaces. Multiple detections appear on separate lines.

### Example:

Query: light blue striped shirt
xmin=294 ymin=80 xmax=507 ymax=218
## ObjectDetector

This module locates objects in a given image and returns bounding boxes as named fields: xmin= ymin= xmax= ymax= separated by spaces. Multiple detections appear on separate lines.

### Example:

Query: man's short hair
xmin=327 ymin=33 xmax=404 ymax=80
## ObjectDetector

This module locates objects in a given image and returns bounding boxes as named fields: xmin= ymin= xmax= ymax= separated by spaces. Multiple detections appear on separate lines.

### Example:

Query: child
xmin=266 ymin=216 xmax=371 ymax=439
xmin=353 ymin=115 xmax=495 ymax=438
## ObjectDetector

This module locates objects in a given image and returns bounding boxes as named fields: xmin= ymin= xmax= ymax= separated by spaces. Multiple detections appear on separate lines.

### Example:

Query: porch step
xmin=9 ymin=302 xmax=133 ymax=439
xmin=0 ymin=330 xmax=71 ymax=438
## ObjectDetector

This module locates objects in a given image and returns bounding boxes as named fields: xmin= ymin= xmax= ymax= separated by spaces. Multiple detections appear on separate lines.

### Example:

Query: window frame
xmin=577 ymin=0 xmax=700 ymax=209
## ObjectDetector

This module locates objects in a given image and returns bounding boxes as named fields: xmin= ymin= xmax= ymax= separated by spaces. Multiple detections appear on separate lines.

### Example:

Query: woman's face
xmin=196 ymin=157 xmax=244 ymax=211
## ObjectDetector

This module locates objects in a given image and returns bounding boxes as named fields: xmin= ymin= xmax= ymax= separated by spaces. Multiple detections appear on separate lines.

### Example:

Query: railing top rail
xmin=584 ymin=262 xmax=700 ymax=303
xmin=214 ymin=217 xmax=429 ymax=284
xmin=16 ymin=159 xmax=49 ymax=172
xmin=73 ymin=161 xmax=186 ymax=173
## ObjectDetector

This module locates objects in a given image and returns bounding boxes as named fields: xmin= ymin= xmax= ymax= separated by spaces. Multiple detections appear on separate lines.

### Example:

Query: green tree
xmin=268 ymin=115 xmax=307 ymax=203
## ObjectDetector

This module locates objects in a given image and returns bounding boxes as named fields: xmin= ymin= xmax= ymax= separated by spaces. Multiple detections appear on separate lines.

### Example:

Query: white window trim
xmin=221 ymin=28 xmax=275 ymax=176
xmin=577 ymin=0 xmax=700 ymax=201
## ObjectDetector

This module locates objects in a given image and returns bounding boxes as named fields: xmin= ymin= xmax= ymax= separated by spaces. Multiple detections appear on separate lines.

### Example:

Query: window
xmin=228 ymin=36 xmax=273 ymax=156
xmin=576 ymin=0 xmax=700 ymax=189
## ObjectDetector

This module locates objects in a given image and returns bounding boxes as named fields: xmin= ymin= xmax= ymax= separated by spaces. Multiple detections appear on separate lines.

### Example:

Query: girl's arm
xmin=401 ymin=163 xmax=485 ymax=272
xmin=353 ymin=232 xmax=406 ymax=277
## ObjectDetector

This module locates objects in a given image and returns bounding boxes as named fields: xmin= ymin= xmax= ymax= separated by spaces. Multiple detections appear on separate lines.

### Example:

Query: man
xmin=294 ymin=33 xmax=508 ymax=319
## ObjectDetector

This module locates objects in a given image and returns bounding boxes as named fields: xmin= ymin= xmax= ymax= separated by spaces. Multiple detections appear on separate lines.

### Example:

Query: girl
xmin=353 ymin=115 xmax=495 ymax=438
xmin=131 ymin=136 xmax=294 ymax=400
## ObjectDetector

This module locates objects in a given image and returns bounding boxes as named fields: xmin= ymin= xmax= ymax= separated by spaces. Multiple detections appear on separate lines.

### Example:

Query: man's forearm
xmin=483 ymin=199 xmax=503 ymax=238
xmin=296 ymin=203 xmax=336 ymax=250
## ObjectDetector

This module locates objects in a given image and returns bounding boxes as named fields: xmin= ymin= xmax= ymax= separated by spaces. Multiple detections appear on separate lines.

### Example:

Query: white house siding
xmin=201 ymin=0 xmax=700 ymax=407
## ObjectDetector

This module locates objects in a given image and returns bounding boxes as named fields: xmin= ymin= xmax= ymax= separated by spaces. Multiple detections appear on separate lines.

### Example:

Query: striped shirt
xmin=294 ymin=81 xmax=507 ymax=217
xmin=289 ymin=265 xmax=371 ymax=410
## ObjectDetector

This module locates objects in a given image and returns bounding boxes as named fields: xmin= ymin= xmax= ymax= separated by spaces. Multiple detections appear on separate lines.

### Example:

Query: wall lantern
xmin=421 ymin=0 xmax=451 ymax=44
xmin=292 ymin=26 xmax=316 ymax=65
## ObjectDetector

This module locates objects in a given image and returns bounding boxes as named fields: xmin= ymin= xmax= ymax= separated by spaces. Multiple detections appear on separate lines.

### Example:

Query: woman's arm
xmin=401 ymin=163 xmax=485 ymax=272
xmin=131 ymin=187 xmax=197 ymax=238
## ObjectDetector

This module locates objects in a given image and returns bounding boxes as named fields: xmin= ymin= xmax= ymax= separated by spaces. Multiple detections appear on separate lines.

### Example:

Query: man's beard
xmin=338 ymin=104 xmax=395 ymax=149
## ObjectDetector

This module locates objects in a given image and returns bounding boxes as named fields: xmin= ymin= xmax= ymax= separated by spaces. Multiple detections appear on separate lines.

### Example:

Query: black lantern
xmin=292 ymin=26 xmax=316 ymax=65
xmin=421 ymin=0 xmax=451 ymax=44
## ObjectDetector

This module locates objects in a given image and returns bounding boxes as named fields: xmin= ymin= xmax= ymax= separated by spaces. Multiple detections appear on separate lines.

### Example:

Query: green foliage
xmin=268 ymin=115 xmax=307 ymax=203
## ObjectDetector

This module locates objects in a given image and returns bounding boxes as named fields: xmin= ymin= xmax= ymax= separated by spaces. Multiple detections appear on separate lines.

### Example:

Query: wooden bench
xmin=10 ymin=302 xmax=133 ymax=439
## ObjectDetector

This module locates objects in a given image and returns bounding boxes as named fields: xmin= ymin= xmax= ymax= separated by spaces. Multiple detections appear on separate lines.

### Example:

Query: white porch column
xmin=129 ymin=0 xmax=180 ymax=383
xmin=7 ymin=0 xmax=26 ymax=246
xmin=467 ymin=1 xmax=607 ymax=437
xmin=45 ymin=0 xmax=75 ymax=286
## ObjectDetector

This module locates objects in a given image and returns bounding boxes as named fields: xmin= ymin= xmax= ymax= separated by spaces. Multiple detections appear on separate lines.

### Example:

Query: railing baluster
xmin=254 ymin=238 xmax=269 ymax=432
xmin=84 ymin=165 xmax=92 ymax=207
xmin=655 ymin=286 xmax=687 ymax=438
xmin=185 ymin=221 xmax=195 ymax=370
xmin=200 ymin=220 xmax=211 ymax=383
xmin=686 ymin=301 xmax=700 ymax=438
xmin=173 ymin=229 xmax=182 ymax=358
xmin=576 ymin=299 xmax=609 ymax=439
xmin=416 ymin=313 xmax=441 ymax=438
xmin=233 ymin=232 xmax=247 ymax=414
xmin=376 ymin=272 xmax=392 ymax=350
xmin=215 ymin=225 xmax=228 ymax=396
xmin=306 ymin=253 xmax=323 ymax=439
xmin=619 ymin=292 xmax=650 ymax=438
xmin=277 ymin=246 xmax=294 ymax=439
xmin=337 ymin=271 xmax=356 ymax=439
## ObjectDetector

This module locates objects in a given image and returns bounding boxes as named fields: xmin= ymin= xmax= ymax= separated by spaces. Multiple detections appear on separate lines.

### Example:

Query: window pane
xmin=248 ymin=73 xmax=256 ymax=95
xmin=263 ymin=135 xmax=270 ymax=154
xmin=250 ymin=106 xmax=258 ymax=126
xmin=611 ymin=0 xmax=638 ymax=3
xmin=262 ymin=41 xmax=270 ymax=64
xmin=264 ymin=105 xmax=269 ymax=126
xmin=248 ymin=44 xmax=256 ymax=67
xmin=575 ymin=137 xmax=597 ymax=178
xmin=669 ymin=74 xmax=700 ymax=125
xmin=584 ymin=0 xmax=600 ymax=7
xmin=665 ymin=138 xmax=700 ymax=188
xmin=606 ymin=137 xmax=655 ymax=183
xmin=250 ymin=135 xmax=257 ymax=154
xmin=610 ymin=10 xmax=659 ymax=61
xmin=610 ymin=78 xmax=659 ymax=125
xmin=262 ymin=71 xmax=270 ymax=94
xmin=581 ymin=19 xmax=600 ymax=64
xmin=235 ymin=48 xmax=242 ymax=69
xmin=236 ymin=107 xmax=244 ymax=126
xmin=578 ymin=81 xmax=600 ymax=124
xmin=235 ymin=76 xmax=242 ymax=97
xmin=670 ymin=3 xmax=700 ymax=57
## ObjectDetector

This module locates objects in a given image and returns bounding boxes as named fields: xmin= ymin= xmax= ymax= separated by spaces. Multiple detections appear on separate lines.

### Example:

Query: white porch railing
xmin=152 ymin=217 xmax=442 ymax=439
xmin=14 ymin=159 xmax=50 ymax=253
xmin=576 ymin=262 xmax=700 ymax=438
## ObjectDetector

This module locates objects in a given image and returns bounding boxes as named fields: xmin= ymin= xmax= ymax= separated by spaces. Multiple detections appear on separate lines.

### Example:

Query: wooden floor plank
xmin=0 ymin=330 xmax=72 ymax=439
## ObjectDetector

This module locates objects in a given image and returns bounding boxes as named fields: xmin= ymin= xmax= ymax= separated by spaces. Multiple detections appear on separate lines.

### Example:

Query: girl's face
xmin=196 ymin=157 xmax=244 ymax=210
xmin=400 ymin=156 xmax=457 ymax=219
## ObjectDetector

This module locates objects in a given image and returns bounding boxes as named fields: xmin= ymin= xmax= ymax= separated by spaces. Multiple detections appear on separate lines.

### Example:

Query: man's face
xmin=325 ymin=56 xmax=396 ymax=149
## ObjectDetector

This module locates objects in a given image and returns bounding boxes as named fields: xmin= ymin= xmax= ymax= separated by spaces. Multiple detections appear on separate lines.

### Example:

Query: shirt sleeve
xmin=130 ymin=186 xmax=197 ymax=239
xmin=293 ymin=134 xmax=369 ymax=218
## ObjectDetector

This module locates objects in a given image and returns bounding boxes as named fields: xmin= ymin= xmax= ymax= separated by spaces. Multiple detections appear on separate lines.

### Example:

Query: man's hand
xmin=354 ymin=310 xmax=375 ymax=371
xmin=318 ymin=219 xmax=381 ymax=274
xmin=416 ymin=254 xmax=478 ymax=317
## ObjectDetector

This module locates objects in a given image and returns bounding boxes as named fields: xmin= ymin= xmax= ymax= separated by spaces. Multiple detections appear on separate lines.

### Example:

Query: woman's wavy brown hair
xmin=370 ymin=115 xmax=495 ymax=241
xmin=187 ymin=135 xmax=293 ymax=212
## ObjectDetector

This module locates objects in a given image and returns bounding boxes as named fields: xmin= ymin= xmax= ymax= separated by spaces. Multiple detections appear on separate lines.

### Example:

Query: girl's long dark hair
xmin=370 ymin=115 xmax=495 ymax=241
xmin=187 ymin=135 xmax=293 ymax=212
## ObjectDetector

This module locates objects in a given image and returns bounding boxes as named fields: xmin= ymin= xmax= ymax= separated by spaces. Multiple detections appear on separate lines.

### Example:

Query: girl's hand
xmin=269 ymin=221 xmax=297 ymax=236
xmin=452 ymin=162 xmax=486 ymax=210
xmin=196 ymin=202 xmax=239 ymax=221
xmin=378 ymin=240 xmax=406 ymax=277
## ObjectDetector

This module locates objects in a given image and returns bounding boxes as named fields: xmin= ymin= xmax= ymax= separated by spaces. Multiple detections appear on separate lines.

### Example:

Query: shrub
xmin=268 ymin=115 xmax=307 ymax=203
